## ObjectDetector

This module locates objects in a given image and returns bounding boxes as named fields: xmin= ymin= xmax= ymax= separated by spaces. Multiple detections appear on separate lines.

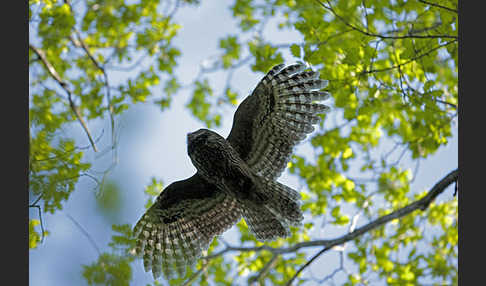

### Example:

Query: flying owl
xmin=132 ymin=62 xmax=331 ymax=279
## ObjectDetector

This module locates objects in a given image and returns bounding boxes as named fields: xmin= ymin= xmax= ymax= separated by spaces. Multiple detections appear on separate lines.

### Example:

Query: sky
xmin=29 ymin=1 xmax=458 ymax=285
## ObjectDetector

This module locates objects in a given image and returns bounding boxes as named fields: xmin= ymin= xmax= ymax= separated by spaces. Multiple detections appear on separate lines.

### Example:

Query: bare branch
xmin=64 ymin=212 xmax=101 ymax=255
xmin=29 ymin=193 xmax=44 ymax=207
xmin=317 ymin=251 xmax=347 ymax=284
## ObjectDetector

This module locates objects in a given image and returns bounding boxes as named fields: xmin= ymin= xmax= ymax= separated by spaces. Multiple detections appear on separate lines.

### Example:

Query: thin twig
xmin=29 ymin=44 xmax=98 ymax=152
xmin=64 ymin=212 xmax=101 ymax=255
xmin=31 ymin=129 xmax=105 ymax=163
xmin=435 ymin=99 xmax=457 ymax=109
xmin=182 ymin=261 xmax=210 ymax=286
xmin=315 ymin=0 xmax=457 ymax=40
xmin=361 ymin=0 xmax=369 ymax=33
xmin=202 ymin=168 xmax=457 ymax=277
xmin=317 ymin=251 xmax=346 ymax=284
xmin=361 ymin=40 xmax=457 ymax=75
xmin=199 ymin=169 xmax=457 ymax=283
xmin=65 ymin=0 xmax=116 ymax=148
xmin=29 ymin=205 xmax=46 ymax=243
xmin=30 ymin=193 xmax=44 ymax=207
xmin=249 ymin=255 xmax=279 ymax=285
xmin=284 ymin=168 xmax=458 ymax=285
xmin=417 ymin=0 xmax=458 ymax=14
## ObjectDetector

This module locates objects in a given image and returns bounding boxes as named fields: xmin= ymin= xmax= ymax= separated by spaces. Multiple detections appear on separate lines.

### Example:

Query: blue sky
xmin=29 ymin=1 xmax=457 ymax=285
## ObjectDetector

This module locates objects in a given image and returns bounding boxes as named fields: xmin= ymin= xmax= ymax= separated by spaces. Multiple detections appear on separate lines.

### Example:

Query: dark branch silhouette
xmin=285 ymin=168 xmax=458 ymax=285
xmin=196 ymin=169 xmax=458 ymax=284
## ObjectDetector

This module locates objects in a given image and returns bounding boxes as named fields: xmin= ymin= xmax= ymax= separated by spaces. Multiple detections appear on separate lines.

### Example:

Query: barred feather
xmin=271 ymin=118 xmax=309 ymax=140
xmin=134 ymin=63 xmax=331 ymax=280
xmin=256 ymin=176 xmax=303 ymax=224
xmin=271 ymin=113 xmax=313 ymax=132
xmin=277 ymin=78 xmax=329 ymax=93
xmin=242 ymin=63 xmax=331 ymax=180
xmin=277 ymin=102 xmax=330 ymax=114
xmin=256 ymin=63 xmax=285 ymax=93
xmin=272 ymin=63 xmax=308 ymax=85
xmin=242 ymin=202 xmax=290 ymax=241
xmin=274 ymin=70 xmax=320 ymax=91
xmin=133 ymin=191 xmax=242 ymax=279
xmin=241 ymin=175 xmax=303 ymax=240
xmin=279 ymin=91 xmax=331 ymax=104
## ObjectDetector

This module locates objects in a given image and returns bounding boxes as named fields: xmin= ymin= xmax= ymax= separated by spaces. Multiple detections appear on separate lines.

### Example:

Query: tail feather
xmin=242 ymin=175 xmax=303 ymax=241
xmin=259 ymin=177 xmax=303 ymax=226
xmin=242 ymin=203 xmax=289 ymax=241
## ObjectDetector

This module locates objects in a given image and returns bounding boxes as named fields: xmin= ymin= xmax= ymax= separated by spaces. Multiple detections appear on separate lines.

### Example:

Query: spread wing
xmin=227 ymin=63 xmax=330 ymax=179
xmin=132 ymin=173 xmax=242 ymax=279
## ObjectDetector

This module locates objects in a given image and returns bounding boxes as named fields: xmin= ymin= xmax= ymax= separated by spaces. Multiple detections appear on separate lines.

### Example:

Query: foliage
xmin=29 ymin=0 xmax=185 ymax=217
xmin=82 ymin=224 xmax=136 ymax=286
xmin=186 ymin=79 xmax=222 ymax=128
xmin=96 ymin=181 xmax=123 ymax=220
xmin=29 ymin=219 xmax=49 ymax=249
xmin=29 ymin=0 xmax=457 ymax=285
xmin=143 ymin=177 xmax=164 ymax=210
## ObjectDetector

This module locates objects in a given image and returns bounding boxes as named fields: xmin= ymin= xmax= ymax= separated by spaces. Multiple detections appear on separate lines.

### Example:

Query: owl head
xmin=187 ymin=128 xmax=209 ymax=145
xmin=187 ymin=128 xmax=222 ymax=157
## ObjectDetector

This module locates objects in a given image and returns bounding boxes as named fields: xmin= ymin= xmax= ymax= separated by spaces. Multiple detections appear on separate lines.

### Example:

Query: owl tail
xmin=242 ymin=176 xmax=303 ymax=241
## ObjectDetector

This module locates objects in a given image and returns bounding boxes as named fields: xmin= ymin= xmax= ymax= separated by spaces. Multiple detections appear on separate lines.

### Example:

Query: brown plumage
xmin=133 ymin=62 xmax=331 ymax=279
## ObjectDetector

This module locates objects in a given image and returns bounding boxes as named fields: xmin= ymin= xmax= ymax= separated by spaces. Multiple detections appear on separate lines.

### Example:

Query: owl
xmin=132 ymin=63 xmax=331 ymax=279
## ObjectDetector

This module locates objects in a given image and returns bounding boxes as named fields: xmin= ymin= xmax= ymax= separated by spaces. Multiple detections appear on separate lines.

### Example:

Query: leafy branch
xmin=315 ymin=0 xmax=458 ymax=40
xmin=29 ymin=44 xmax=99 ymax=152
xmin=360 ymin=40 xmax=457 ymax=75
xmin=198 ymin=168 xmax=458 ymax=284
xmin=417 ymin=0 xmax=458 ymax=14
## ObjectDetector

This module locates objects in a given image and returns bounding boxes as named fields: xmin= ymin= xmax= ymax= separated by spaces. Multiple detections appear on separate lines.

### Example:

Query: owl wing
xmin=227 ymin=63 xmax=330 ymax=180
xmin=132 ymin=173 xmax=242 ymax=279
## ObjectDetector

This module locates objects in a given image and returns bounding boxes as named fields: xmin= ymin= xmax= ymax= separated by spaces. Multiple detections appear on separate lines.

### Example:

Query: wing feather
xmin=133 ymin=173 xmax=242 ymax=279
xmin=227 ymin=63 xmax=331 ymax=179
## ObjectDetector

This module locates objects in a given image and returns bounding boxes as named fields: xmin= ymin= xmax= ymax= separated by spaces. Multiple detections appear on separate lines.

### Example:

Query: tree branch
xmin=249 ymin=255 xmax=279 ymax=285
xmin=29 ymin=44 xmax=98 ymax=152
xmin=64 ymin=212 xmax=101 ymax=255
xmin=360 ymin=40 xmax=456 ymax=75
xmin=182 ymin=261 xmax=210 ymax=286
xmin=418 ymin=0 xmax=458 ymax=14
xmin=202 ymin=169 xmax=457 ymax=284
xmin=285 ymin=168 xmax=458 ymax=285
xmin=315 ymin=0 xmax=457 ymax=40
xmin=64 ymin=0 xmax=116 ymax=147
xmin=29 ymin=204 xmax=46 ymax=243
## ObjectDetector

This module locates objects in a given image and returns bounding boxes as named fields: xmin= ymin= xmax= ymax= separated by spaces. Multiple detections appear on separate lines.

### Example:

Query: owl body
xmin=187 ymin=128 xmax=257 ymax=201
xmin=133 ymin=63 xmax=331 ymax=279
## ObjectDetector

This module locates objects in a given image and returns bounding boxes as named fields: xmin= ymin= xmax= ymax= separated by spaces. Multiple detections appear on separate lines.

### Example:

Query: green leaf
xmin=290 ymin=44 xmax=301 ymax=58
